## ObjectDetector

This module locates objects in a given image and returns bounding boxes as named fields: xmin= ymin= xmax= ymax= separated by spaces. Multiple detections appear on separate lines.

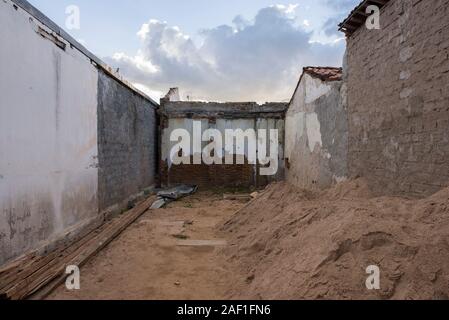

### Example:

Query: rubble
xmin=151 ymin=185 xmax=198 ymax=209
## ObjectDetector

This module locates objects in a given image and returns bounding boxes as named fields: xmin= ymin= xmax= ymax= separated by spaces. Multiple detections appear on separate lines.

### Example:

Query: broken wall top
xmin=160 ymin=101 xmax=288 ymax=119
xmin=303 ymin=67 xmax=343 ymax=82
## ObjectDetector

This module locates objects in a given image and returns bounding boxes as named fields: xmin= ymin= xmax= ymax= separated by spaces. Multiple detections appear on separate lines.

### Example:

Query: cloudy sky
xmin=29 ymin=0 xmax=359 ymax=102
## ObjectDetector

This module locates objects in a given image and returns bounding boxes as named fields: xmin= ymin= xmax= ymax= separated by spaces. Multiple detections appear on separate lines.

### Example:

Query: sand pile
xmin=220 ymin=180 xmax=449 ymax=300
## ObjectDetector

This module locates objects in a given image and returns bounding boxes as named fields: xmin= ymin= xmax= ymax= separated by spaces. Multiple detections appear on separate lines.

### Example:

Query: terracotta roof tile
xmin=303 ymin=66 xmax=343 ymax=82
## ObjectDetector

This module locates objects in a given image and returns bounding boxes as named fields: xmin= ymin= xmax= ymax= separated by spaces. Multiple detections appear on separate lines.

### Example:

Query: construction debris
xmin=0 ymin=195 xmax=156 ymax=300
xmin=150 ymin=198 xmax=167 ymax=210
xmin=151 ymin=185 xmax=198 ymax=209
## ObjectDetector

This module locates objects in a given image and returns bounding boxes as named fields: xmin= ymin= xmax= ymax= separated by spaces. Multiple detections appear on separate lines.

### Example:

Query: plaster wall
xmin=285 ymin=73 xmax=348 ymax=190
xmin=0 ymin=1 xmax=99 ymax=264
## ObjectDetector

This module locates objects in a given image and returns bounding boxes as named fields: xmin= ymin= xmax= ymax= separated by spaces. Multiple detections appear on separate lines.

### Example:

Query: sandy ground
xmin=47 ymin=179 xmax=449 ymax=300
xmin=48 ymin=192 xmax=246 ymax=300
xmin=221 ymin=180 xmax=449 ymax=300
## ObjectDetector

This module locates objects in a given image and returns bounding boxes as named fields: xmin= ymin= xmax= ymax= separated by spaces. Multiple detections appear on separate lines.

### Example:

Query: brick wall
xmin=160 ymin=123 xmax=281 ymax=189
xmin=161 ymin=156 xmax=255 ymax=189
xmin=346 ymin=0 xmax=449 ymax=197
xmin=97 ymin=70 xmax=158 ymax=210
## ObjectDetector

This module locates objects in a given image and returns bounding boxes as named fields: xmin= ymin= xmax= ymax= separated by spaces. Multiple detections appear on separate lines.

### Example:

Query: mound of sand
xmin=220 ymin=180 xmax=449 ymax=300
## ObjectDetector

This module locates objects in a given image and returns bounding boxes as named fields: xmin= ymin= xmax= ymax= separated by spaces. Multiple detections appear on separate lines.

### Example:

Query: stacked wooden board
xmin=0 ymin=195 xmax=156 ymax=300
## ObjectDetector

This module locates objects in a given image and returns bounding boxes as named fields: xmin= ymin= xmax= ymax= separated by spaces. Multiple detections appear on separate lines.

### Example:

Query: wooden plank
xmin=4 ymin=196 xmax=156 ymax=300
xmin=0 ymin=218 xmax=109 ymax=291
xmin=177 ymin=240 xmax=227 ymax=247
xmin=0 ymin=222 xmax=106 ymax=293
xmin=0 ymin=254 xmax=35 ymax=275
xmin=0 ymin=205 xmax=130 ymax=296
xmin=7 ymin=219 xmax=120 ymax=299
xmin=32 ymin=196 xmax=157 ymax=300
xmin=0 ymin=254 xmax=38 ymax=285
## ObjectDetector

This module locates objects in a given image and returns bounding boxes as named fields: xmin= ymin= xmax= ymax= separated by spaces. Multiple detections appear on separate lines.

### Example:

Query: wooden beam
xmin=0 ymin=195 xmax=156 ymax=300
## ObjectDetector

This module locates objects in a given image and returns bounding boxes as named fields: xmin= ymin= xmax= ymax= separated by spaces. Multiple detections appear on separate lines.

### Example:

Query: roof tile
xmin=303 ymin=66 xmax=343 ymax=82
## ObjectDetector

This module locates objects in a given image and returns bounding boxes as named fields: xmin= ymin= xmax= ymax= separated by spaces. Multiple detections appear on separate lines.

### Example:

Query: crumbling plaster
xmin=159 ymin=101 xmax=286 ymax=188
xmin=285 ymin=73 xmax=348 ymax=190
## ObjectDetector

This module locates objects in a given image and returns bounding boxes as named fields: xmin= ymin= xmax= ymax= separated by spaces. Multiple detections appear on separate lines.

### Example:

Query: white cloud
xmin=322 ymin=0 xmax=360 ymax=38
xmin=106 ymin=4 xmax=345 ymax=102
xmin=132 ymin=83 xmax=164 ymax=101
xmin=112 ymin=52 xmax=159 ymax=74
xmin=286 ymin=4 xmax=299 ymax=14
xmin=271 ymin=3 xmax=299 ymax=15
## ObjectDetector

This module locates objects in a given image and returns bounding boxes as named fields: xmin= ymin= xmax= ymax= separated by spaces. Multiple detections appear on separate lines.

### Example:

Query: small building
xmin=340 ymin=0 xmax=449 ymax=197
xmin=159 ymin=89 xmax=287 ymax=189
xmin=285 ymin=67 xmax=348 ymax=190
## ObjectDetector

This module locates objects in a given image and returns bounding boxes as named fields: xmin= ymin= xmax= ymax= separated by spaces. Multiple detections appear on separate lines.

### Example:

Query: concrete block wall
xmin=346 ymin=0 xmax=449 ymax=197
xmin=97 ymin=71 xmax=158 ymax=212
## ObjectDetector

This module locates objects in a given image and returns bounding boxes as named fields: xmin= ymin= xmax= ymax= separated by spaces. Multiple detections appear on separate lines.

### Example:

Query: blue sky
xmin=28 ymin=0 xmax=359 ymax=101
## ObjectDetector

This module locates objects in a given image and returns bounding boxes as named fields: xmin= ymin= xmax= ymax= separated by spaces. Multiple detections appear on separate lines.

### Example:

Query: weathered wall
xmin=0 ymin=1 xmax=99 ymax=264
xmin=346 ymin=0 xmax=449 ymax=197
xmin=97 ymin=71 xmax=158 ymax=211
xmin=160 ymin=102 xmax=286 ymax=189
xmin=0 ymin=0 xmax=159 ymax=265
xmin=285 ymin=73 xmax=348 ymax=190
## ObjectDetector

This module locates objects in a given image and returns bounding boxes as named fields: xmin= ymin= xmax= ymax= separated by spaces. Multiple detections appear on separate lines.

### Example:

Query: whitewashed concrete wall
xmin=285 ymin=73 xmax=348 ymax=190
xmin=161 ymin=116 xmax=285 ymax=187
xmin=161 ymin=118 xmax=284 ymax=168
xmin=0 ymin=1 xmax=99 ymax=264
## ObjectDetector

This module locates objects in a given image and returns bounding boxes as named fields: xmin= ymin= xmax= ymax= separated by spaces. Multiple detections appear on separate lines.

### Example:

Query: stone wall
xmin=97 ymin=70 xmax=158 ymax=211
xmin=285 ymin=71 xmax=348 ymax=190
xmin=346 ymin=0 xmax=449 ymax=197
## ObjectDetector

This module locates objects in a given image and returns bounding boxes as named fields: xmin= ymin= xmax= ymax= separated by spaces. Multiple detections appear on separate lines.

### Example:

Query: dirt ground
xmin=46 ymin=179 xmax=449 ymax=300
xmin=47 ymin=192 xmax=247 ymax=300
xmin=221 ymin=180 xmax=449 ymax=300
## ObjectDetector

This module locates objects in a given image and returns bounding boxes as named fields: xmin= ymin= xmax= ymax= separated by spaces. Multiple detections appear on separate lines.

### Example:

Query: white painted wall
xmin=285 ymin=74 xmax=334 ymax=159
xmin=0 ymin=1 xmax=99 ymax=264
xmin=285 ymin=73 xmax=345 ymax=190
xmin=304 ymin=73 xmax=333 ymax=104
xmin=161 ymin=116 xmax=285 ymax=185
xmin=161 ymin=117 xmax=284 ymax=167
